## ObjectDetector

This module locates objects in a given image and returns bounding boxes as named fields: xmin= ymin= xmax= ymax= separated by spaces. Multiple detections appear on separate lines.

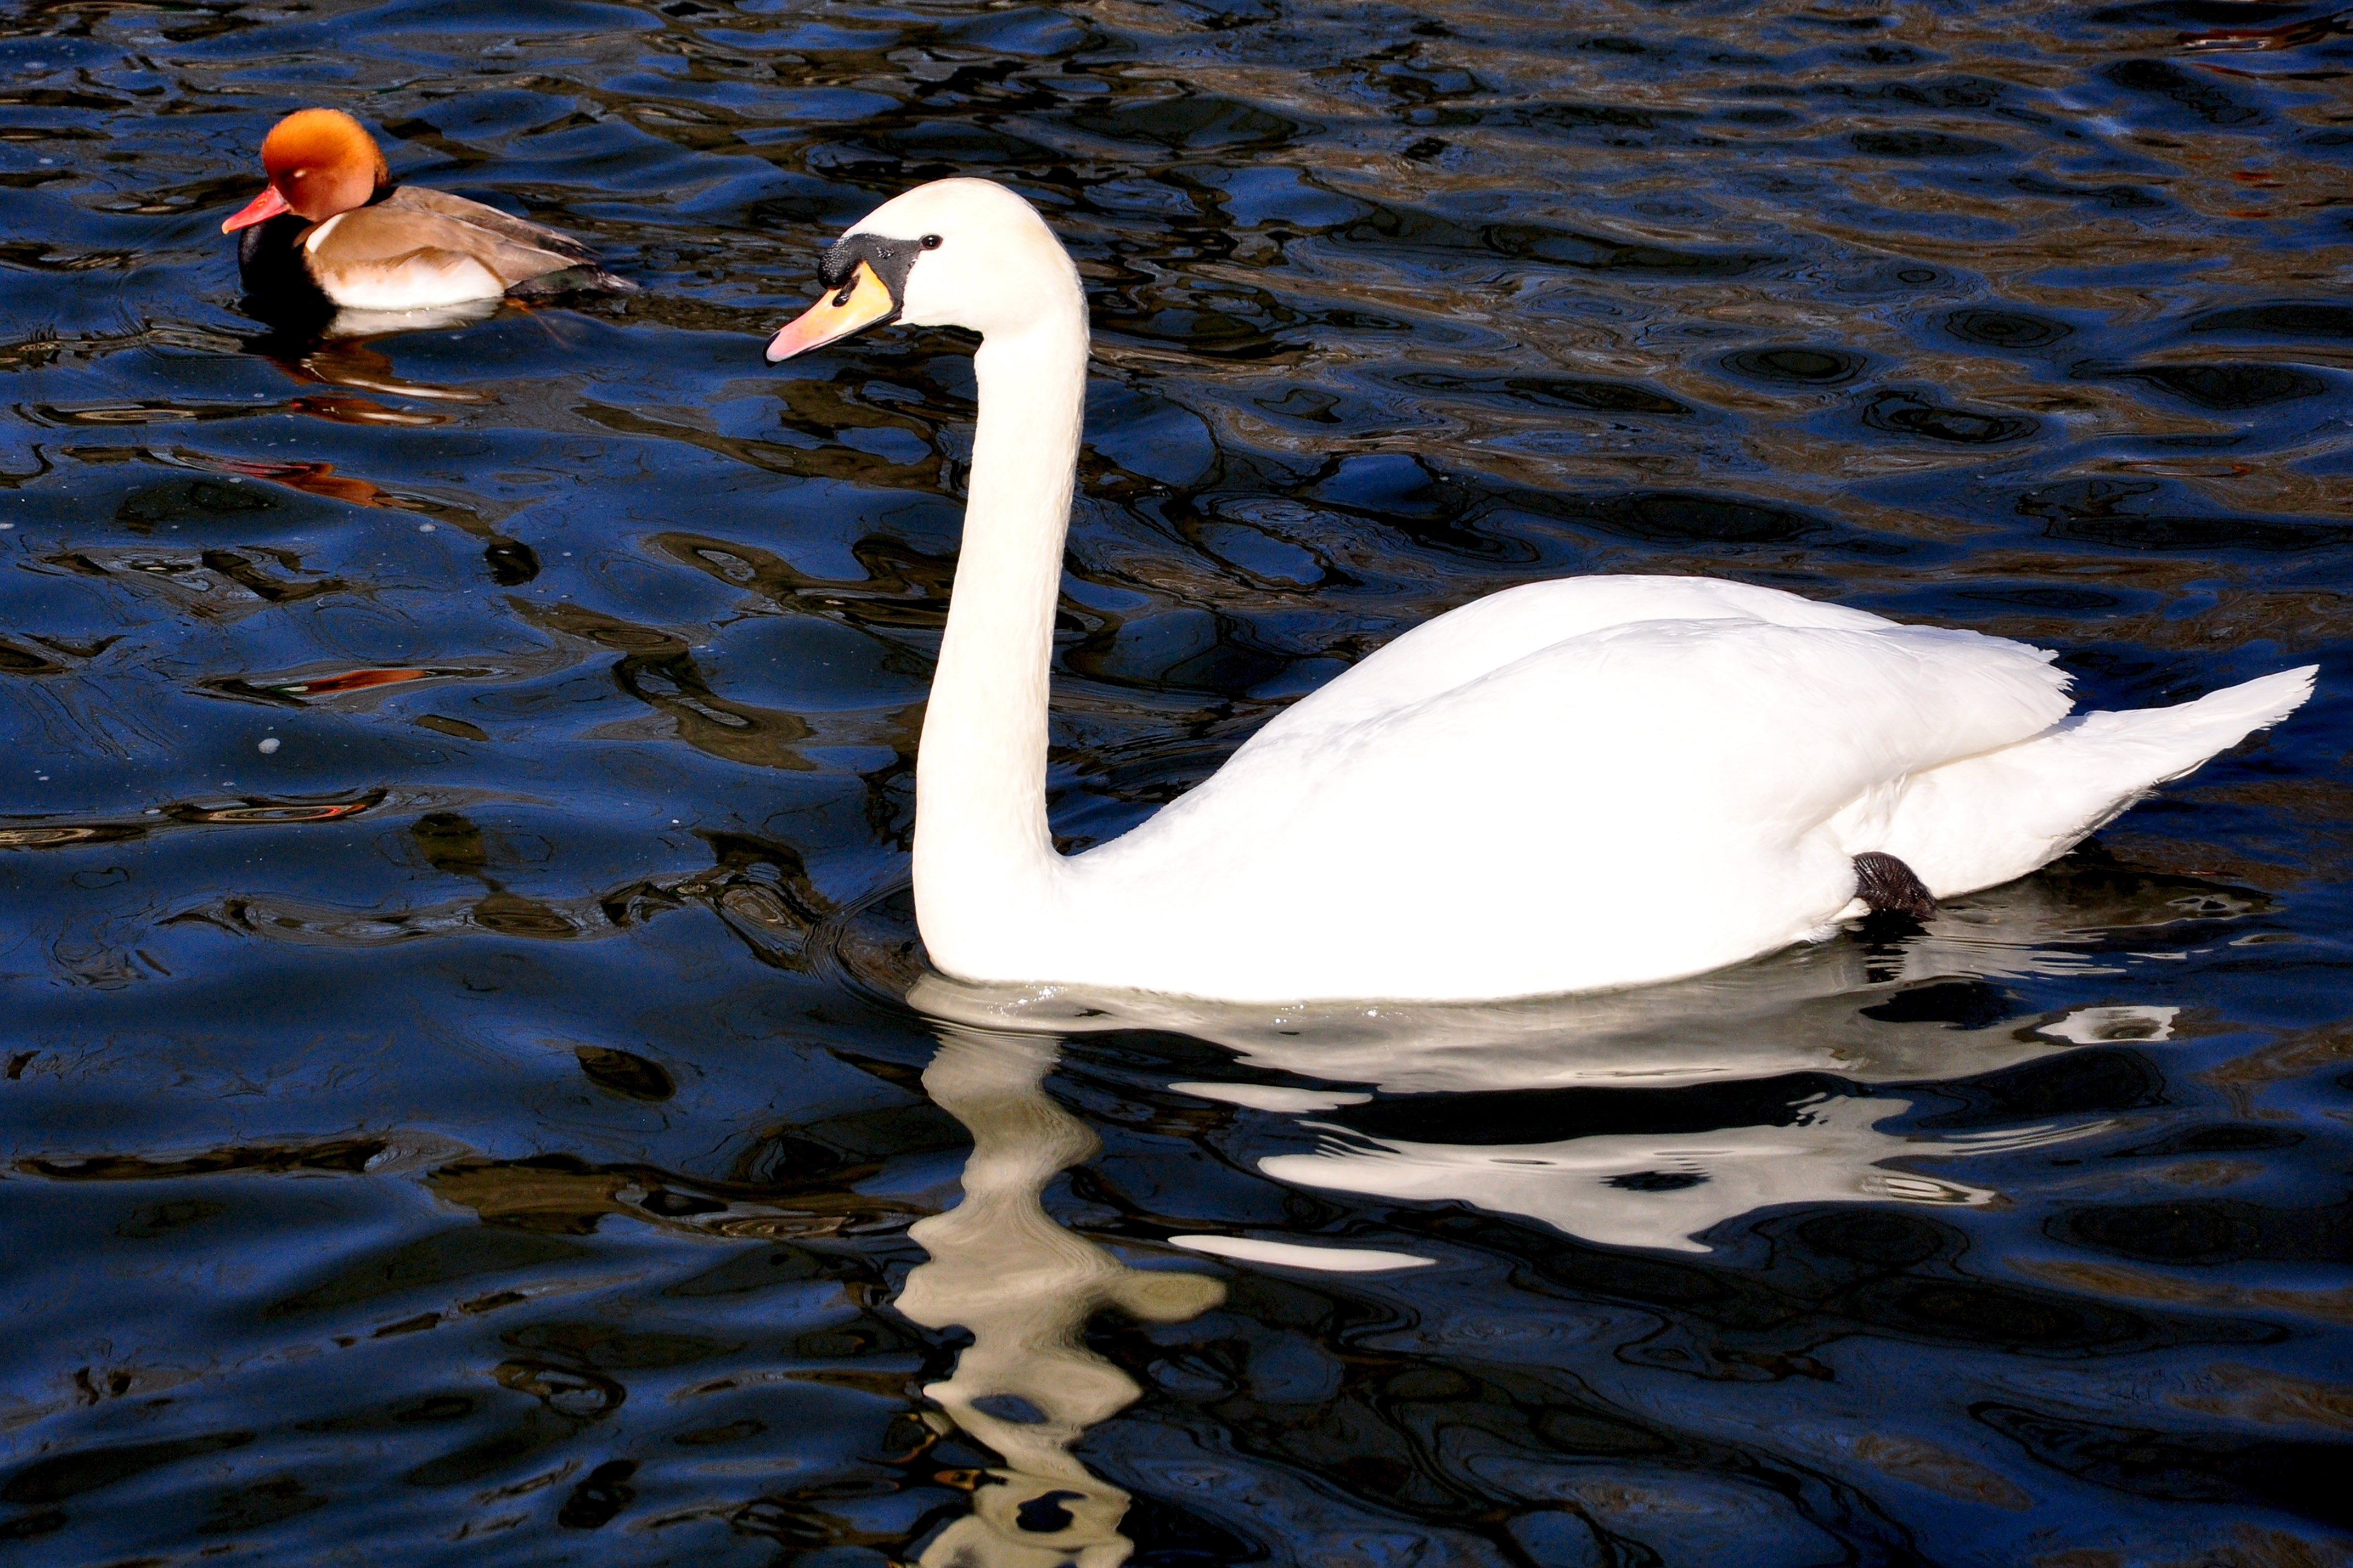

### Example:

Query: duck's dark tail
xmin=508 ymin=265 xmax=639 ymax=300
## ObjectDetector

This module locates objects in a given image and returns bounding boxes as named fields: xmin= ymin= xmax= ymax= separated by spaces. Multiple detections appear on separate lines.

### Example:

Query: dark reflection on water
xmin=1 ymin=0 xmax=2350 ymax=1561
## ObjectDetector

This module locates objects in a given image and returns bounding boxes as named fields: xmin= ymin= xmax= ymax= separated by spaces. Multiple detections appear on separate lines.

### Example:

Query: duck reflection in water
xmin=238 ymin=266 xmax=596 ymax=410
xmin=900 ymin=1025 xmax=1224 ymax=1567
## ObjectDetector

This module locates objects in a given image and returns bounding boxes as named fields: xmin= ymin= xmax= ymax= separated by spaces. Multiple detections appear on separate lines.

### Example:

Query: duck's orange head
xmin=222 ymin=109 xmax=389 ymax=233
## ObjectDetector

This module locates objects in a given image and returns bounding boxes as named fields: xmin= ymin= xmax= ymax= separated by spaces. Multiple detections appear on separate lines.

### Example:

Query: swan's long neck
xmin=912 ymin=291 xmax=1089 ymax=974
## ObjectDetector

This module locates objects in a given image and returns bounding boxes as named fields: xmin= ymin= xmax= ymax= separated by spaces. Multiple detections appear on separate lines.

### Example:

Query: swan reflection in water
xmin=900 ymin=1025 xmax=1224 ymax=1567
xmin=1255 ymin=1081 xmax=2126 ymax=1255
xmin=910 ymin=873 xmax=2201 ymax=1254
xmin=894 ymin=877 xmax=2204 ymax=1553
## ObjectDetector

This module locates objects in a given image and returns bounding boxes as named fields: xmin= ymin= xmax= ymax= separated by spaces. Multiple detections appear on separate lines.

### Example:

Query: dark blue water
xmin=3 ymin=1 xmax=2351 ymax=1563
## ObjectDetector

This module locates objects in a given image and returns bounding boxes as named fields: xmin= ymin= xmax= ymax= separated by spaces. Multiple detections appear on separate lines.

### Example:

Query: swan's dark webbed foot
xmin=1853 ymin=852 xmax=1937 ymax=922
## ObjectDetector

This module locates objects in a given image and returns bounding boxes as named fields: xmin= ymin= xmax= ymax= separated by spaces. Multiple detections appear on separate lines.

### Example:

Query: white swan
xmin=764 ymin=178 xmax=2315 ymax=1005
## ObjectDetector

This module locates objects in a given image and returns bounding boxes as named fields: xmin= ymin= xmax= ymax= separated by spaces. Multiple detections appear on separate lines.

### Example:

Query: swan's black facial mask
xmin=765 ymin=231 xmax=926 ymax=364
xmin=819 ymin=232 xmax=922 ymax=305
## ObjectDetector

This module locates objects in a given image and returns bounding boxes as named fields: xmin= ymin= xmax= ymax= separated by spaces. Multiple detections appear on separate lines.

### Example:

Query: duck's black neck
xmin=234 ymin=211 xmax=331 ymax=326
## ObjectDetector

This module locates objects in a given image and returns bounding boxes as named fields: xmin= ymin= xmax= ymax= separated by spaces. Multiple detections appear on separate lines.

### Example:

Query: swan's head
xmin=765 ymin=178 xmax=1078 ymax=363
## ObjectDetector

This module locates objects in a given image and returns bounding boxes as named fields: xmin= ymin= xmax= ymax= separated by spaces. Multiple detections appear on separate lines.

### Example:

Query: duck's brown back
xmin=302 ymin=185 xmax=595 ymax=298
xmin=375 ymin=186 xmax=598 ymax=265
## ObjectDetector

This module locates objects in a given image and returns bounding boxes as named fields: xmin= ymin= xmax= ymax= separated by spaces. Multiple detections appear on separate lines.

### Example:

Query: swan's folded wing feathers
xmin=1510 ymin=619 xmax=2073 ymax=826
xmin=1257 ymin=574 xmax=1904 ymax=742
xmin=1098 ymin=617 xmax=2074 ymax=893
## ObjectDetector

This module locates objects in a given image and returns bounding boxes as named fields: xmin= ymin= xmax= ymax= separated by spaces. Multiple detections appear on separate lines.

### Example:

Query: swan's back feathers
xmin=1228 ymin=578 xmax=2075 ymax=824
xmin=1280 ymin=573 xmax=1902 ymax=735
xmin=1114 ymin=612 xmax=2079 ymax=875
xmin=1316 ymin=617 xmax=2073 ymax=843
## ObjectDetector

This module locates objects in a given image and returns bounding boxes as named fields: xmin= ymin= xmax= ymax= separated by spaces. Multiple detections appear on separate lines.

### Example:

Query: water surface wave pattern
xmin=2 ymin=1 xmax=2350 ymax=1564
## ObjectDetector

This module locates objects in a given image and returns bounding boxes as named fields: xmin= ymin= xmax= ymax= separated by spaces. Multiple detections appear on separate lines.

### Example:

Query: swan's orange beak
xmin=222 ymin=183 xmax=291 ymax=234
xmin=765 ymin=261 xmax=898 ymax=363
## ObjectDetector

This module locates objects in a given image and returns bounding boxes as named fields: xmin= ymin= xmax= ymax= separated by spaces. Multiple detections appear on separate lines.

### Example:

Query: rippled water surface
xmin=4 ymin=0 xmax=2352 ymax=1562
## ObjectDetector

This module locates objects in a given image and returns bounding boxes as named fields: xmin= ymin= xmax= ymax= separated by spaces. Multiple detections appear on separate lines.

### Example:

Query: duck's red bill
xmin=222 ymin=185 xmax=291 ymax=234
xmin=765 ymin=260 xmax=897 ymax=363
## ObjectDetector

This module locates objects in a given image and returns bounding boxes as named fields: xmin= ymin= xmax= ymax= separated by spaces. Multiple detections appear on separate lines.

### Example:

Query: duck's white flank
xmin=311 ymin=246 xmax=506 ymax=312
xmin=805 ymin=179 xmax=2315 ymax=1004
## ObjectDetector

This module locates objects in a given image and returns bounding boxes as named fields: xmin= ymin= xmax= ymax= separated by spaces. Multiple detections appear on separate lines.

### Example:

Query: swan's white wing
xmin=1166 ymin=617 xmax=2072 ymax=855
xmin=1269 ymin=574 xmax=1901 ymax=737
xmin=1069 ymin=617 xmax=2073 ymax=999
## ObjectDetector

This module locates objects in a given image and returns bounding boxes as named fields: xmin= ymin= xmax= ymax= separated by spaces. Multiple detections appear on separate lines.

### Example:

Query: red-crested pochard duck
xmin=223 ymin=108 xmax=628 ymax=317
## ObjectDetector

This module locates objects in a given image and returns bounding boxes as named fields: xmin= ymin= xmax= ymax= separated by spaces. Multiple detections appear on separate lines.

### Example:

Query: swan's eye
xmin=920 ymin=234 xmax=943 ymax=249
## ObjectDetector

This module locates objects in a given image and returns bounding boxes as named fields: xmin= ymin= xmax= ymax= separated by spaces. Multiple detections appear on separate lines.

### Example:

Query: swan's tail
xmin=2065 ymin=663 xmax=2316 ymax=774
xmin=1873 ymin=665 xmax=2318 ymax=898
